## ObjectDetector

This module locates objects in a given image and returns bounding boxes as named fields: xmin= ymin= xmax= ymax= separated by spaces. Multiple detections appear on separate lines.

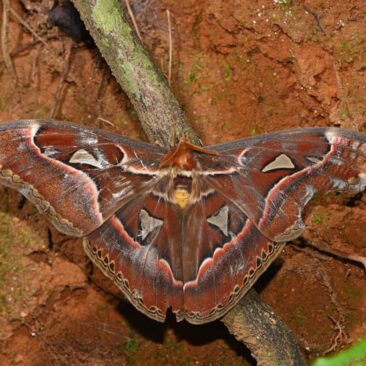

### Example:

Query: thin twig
xmin=0 ymin=36 xmax=61 ymax=72
xmin=325 ymin=315 xmax=347 ymax=354
xmin=333 ymin=64 xmax=356 ymax=129
xmin=96 ymin=66 xmax=109 ymax=116
xmin=10 ymin=35 xmax=58 ymax=58
xmin=166 ymin=9 xmax=172 ymax=86
xmin=316 ymin=268 xmax=348 ymax=354
xmin=125 ymin=0 xmax=142 ymax=42
xmin=97 ymin=116 xmax=115 ymax=127
xmin=293 ymin=236 xmax=366 ymax=272
xmin=9 ymin=7 xmax=49 ymax=48
xmin=1 ymin=0 xmax=17 ymax=83
xmin=346 ymin=254 xmax=366 ymax=271
xmin=49 ymin=40 xmax=73 ymax=118
xmin=301 ymin=4 xmax=325 ymax=34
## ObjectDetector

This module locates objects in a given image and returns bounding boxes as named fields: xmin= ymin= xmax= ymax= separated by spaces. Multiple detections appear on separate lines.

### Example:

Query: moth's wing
xmin=180 ymin=182 xmax=283 ymax=324
xmin=84 ymin=182 xmax=185 ymax=323
xmin=84 ymin=177 xmax=282 ymax=325
xmin=0 ymin=120 xmax=165 ymax=236
xmin=204 ymin=128 xmax=366 ymax=242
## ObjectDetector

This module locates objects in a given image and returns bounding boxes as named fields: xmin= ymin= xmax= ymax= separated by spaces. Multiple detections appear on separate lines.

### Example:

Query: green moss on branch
xmin=72 ymin=0 xmax=199 ymax=147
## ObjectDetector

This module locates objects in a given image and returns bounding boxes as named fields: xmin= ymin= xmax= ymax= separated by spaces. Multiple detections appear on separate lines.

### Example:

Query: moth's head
xmin=160 ymin=138 xmax=218 ymax=171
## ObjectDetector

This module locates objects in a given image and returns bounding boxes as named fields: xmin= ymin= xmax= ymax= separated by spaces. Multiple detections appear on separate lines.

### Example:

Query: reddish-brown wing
xmin=1 ymin=121 xmax=365 ymax=325
xmin=84 ymin=180 xmax=281 ymax=324
xmin=204 ymin=128 xmax=366 ymax=242
xmin=0 ymin=120 xmax=165 ymax=236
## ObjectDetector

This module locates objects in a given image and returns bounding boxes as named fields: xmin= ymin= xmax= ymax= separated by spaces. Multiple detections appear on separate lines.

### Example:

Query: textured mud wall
xmin=0 ymin=1 xmax=365 ymax=365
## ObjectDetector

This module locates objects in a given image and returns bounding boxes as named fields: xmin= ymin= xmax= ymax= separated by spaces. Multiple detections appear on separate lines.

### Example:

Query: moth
xmin=0 ymin=120 xmax=365 ymax=324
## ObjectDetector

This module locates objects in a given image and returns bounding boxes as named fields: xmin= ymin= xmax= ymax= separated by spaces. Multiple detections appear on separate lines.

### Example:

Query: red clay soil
xmin=0 ymin=1 xmax=365 ymax=365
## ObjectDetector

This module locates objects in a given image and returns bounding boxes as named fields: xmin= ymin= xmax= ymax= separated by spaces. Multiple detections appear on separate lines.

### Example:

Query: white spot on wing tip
xmin=325 ymin=129 xmax=338 ymax=142
xmin=30 ymin=124 xmax=40 ymax=137
xmin=262 ymin=154 xmax=295 ymax=173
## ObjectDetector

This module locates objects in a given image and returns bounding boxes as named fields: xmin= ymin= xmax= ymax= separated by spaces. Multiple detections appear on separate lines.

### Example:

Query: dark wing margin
xmin=205 ymin=127 xmax=366 ymax=242
xmin=83 ymin=188 xmax=284 ymax=325
xmin=180 ymin=188 xmax=285 ymax=324
xmin=2 ymin=121 xmax=364 ymax=324
xmin=84 ymin=190 xmax=185 ymax=322
xmin=0 ymin=119 xmax=165 ymax=236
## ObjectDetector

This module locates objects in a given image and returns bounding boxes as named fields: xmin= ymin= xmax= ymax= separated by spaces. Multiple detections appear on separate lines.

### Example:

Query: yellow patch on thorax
xmin=173 ymin=188 xmax=191 ymax=209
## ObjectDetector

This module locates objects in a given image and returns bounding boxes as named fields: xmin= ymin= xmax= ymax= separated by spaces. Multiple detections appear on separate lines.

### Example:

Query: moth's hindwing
xmin=83 ymin=188 xmax=286 ymax=324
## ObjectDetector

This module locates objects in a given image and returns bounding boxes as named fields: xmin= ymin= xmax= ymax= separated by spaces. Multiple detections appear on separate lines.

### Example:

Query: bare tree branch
xmin=71 ymin=1 xmax=306 ymax=364
xmin=72 ymin=0 xmax=199 ymax=147
xmin=223 ymin=289 xmax=306 ymax=366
